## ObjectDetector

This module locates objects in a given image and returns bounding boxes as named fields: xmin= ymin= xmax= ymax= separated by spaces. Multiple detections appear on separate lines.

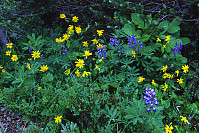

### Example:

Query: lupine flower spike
xmin=143 ymin=87 xmax=159 ymax=112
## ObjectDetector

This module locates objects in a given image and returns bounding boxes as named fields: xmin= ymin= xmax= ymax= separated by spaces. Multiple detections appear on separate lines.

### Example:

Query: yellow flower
xmin=182 ymin=64 xmax=189 ymax=73
xmin=0 ymin=65 xmax=3 ymax=69
xmin=26 ymin=63 xmax=31 ymax=70
xmin=175 ymin=70 xmax=179 ymax=76
xmin=11 ymin=55 xmax=18 ymax=61
xmin=97 ymin=30 xmax=104 ymax=36
xmin=75 ymin=26 xmax=81 ymax=33
xmin=95 ymin=64 xmax=100 ymax=71
xmin=82 ymin=71 xmax=91 ymax=77
xmin=75 ymin=69 xmax=80 ymax=77
xmin=96 ymin=43 xmax=105 ymax=49
xmin=28 ymin=58 xmax=32 ymax=60
xmin=64 ymin=68 xmax=71 ymax=75
xmin=163 ymin=45 xmax=166 ymax=48
xmin=83 ymin=51 xmax=92 ymax=59
xmin=2 ymin=69 xmax=5 ymax=73
xmin=6 ymin=43 xmax=13 ymax=48
xmin=177 ymin=78 xmax=183 ymax=84
xmin=91 ymin=39 xmax=98 ymax=44
xmin=132 ymin=51 xmax=136 ymax=58
xmin=40 ymin=65 xmax=48 ymax=72
xmin=165 ymin=35 xmax=170 ymax=43
xmin=161 ymin=65 xmax=168 ymax=72
xmin=156 ymin=38 xmax=161 ymax=42
xmin=165 ymin=124 xmax=173 ymax=133
xmin=162 ymin=83 xmax=168 ymax=92
xmin=72 ymin=16 xmax=78 ymax=22
xmin=151 ymin=80 xmax=156 ymax=86
xmin=163 ymin=73 xmax=169 ymax=79
xmin=99 ymin=57 xmax=104 ymax=62
xmin=68 ymin=25 xmax=74 ymax=34
xmin=54 ymin=116 xmax=62 ymax=124
xmin=63 ymin=33 xmax=70 ymax=41
xmin=31 ymin=51 xmax=40 ymax=60
xmin=75 ymin=59 xmax=85 ymax=69
xmin=38 ymin=87 xmax=41 ymax=91
xmin=180 ymin=116 xmax=188 ymax=123
xmin=82 ymin=41 xmax=88 ymax=47
xmin=5 ymin=51 xmax=11 ymax=56
xmin=60 ymin=14 xmax=66 ymax=19
xmin=138 ymin=76 xmax=145 ymax=83
xmin=56 ymin=37 xmax=64 ymax=43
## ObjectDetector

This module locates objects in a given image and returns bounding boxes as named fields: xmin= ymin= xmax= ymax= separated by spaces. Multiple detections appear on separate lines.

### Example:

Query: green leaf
xmin=167 ymin=25 xmax=180 ymax=34
xmin=140 ymin=34 xmax=150 ymax=42
xmin=131 ymin=13 xmax=145 ymax=29
xmin=158 ymin=20 xmax=168 ymax=34
xmin=179 ymin=37 xmax=190 ymax=45
xmin=122 ymin=24 xmax=135 ymax=36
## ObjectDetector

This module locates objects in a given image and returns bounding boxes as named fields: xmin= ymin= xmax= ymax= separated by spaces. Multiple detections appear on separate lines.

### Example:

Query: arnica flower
xmin=62 ymin=45 xmax=67 ymax=55
xmin=0 ymin=65 xmax=3 ymax=69
xmin=54 ymin=116 xmax=62 ymax=124
xmin=175 ymin=70 xmax=179 ymax=76
xmin=6 ymin=43 xmax=13 ymax=48
xmin=27 ymin=45 xmax=32 ymax=52
xmin=68 ymin=25 xmax=74 ymax=34
xmin=163 ymin=73 xmax=169 ymax=79
xmin=56 ymin=37 xmax=64 ymax=43
xmin=97 ymin=30 xmax=104 ymax=36
xmin=26 ymin=63 xmax=31 ymax=70
xmin=75 ymin=69 xmax=80 ymax=77
xmin=172 ymin=42 xmax=182 ymax=57
xmin=75 ymin=59 xmax=85 ymax=69
xmin=91 ymin=38 xmax=98 ymax=44
xmin=72 ymin=16 xmax=78 ymax=22
xmin=31 ymin=51 xmax=40 ymax=60
xmin=63 ymin=33 xmax=70 ymax=41
xmin=127 ymin=34 xmax=143 ymax=52
xmin=156 ymin=38 xmax=161 ymax=42
xmin=163 ymin=45 xmax=166 ymax=48
xmin=97 ymin=44 xmax=107 ymax=60
xmin=162 ymin=83 xmax=168 ymax=92
xmin=11 ymin=55 xmax=18 ymax=61
xmin=2 ymin=69 xmax=5 ymax=73
xmin=165 ymin=35 xmax=171 ymax=43
xmin=95 ymin=64 xmax=100 ymax=71
xmin=182 ymin=64 xmax=189 ymax=73
xmin=177 ymin=78 xmax=183 ymax=84
xmin=180 ymin=116 xmax=188 ymax=124
xmin=38 ymin=87 xmax=41 ymax=91
xmin=75 ymin=26 xmax=81 ymax=33
xmin=151 ymin=80 xmax=156 ymax=86
xmin=138 ymin=76 xmax=145 ymax=83
xmin=83 ymin=51 xmax=92 ymax=59
xmin=131 ymin=51 xmax=136 ymax=58
xmin=60 ymin=14 xmax=66 ymax=19
xmin=143 ymin=87 xmax=159 ymax=112
xmin=82 ymin=41 xmax=88 ymax=47
xmin=40 ymin=65 xmax=48 ymax=72
xmin=161 ymin=65 xmax=168 ymax=72
xmin=82 ymin=71 xmax=91 ymax=77
xmin=5 ymin=51 xmax=11 ymax=56
xmin=165 ymin=124 xmax=173 ymax=133
xmin=64 ymin=68 xmax=71 ymax=75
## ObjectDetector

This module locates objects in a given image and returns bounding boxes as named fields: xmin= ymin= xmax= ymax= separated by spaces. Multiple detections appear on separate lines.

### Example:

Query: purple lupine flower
xmin=143 ymin=87 xmax=159 ymax=112
xmin=62 ymin=45 xmax=67 ymax=55
xmin=41 ymin=54 xmax=44 ymax=59
xmin=127 ymin=34 xmax=143 ymax=52
xmin=110 ymin=36 xmax=119 ymax=47
xmin=118 ymin=46 xmax=125 ymax=54
xmin=172 ymin=42 xmax=182 ymax=57
xmin=51 ymin=29 xmax=54 ymax=37
xmin=97 ymin=44 xmax=107 ymax=59
xmin=27 ymin=45 xmax=32 ymax=52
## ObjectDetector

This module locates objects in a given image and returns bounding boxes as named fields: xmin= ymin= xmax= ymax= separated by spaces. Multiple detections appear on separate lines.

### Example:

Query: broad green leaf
xmin=179 ymin=37 xmax=190 ymax=45
xmin=140 ymin=34 xmax=150 ymax=42
xmin=122 ymin=24 xmax=135 ymax=36
xmin=131 ymin=13 xmax=145 ymax=29
xmin=167 ymin=25 xmax=180 ymax=34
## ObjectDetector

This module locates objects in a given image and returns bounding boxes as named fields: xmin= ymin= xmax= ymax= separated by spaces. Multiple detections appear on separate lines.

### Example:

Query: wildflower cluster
xmin=127 ymin=34 xmax=143 ymax=52
xmin=143 ymin=87 xmax=159 ymax=112
xmin=172 ymin=42 xmax=182 ymax=57
xmin=97 ymin=44 xmax=107 ymax=60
